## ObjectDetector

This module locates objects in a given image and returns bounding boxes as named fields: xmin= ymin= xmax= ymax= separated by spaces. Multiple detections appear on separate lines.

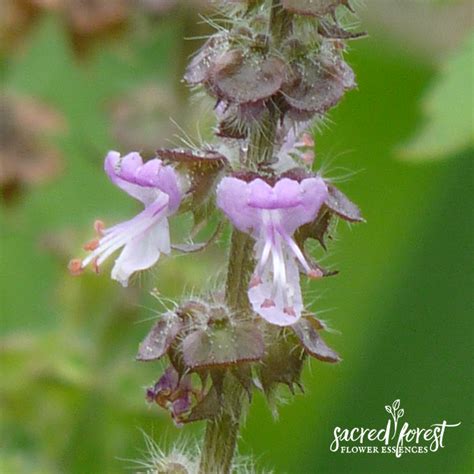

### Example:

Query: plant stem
xmin=247 ymin=1 xmax=292 ymax=167
xmin=198 ymin=3 xmax=292 ymax=472
xmin=225 ymin=229 xmax=254 ymax=312
xmin=198 ymin=230 xmax=253 ymax=474
xmin=269 ymin=1 xmax=293 ymax=43
xmin=247 ymin=106 xmax=278 ymax=166
xmin=198 ymin=373 xmax=246 ymax=474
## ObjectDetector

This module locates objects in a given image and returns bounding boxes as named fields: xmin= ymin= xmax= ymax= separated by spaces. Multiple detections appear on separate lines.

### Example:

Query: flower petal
xmin=152 ymin=164 xmax=182 ymax=211
xmin=248 ymin=178 xmax=303 ymax=209
xmin=217 ymin=175 xmax=328 ymax=326
xmin=279 ymin=177 xmax=328 ymax=234
xmin=217 ymin=176 xmax=327 ymax=236
xmin=104 ymin=151 xmax=181 ymax=209
xmin=111 ymin=215 xmax=170 ymax=286
xmin=105 ymin=151 xmax=159 ymax=205
xmin=216 ymin=177 xmax=260 ymax=233
xmin=248 ymin=250 xmax=303 ymax=326
xmin=135 ymin=158 xmax=162 ymax=185
xmin=119 ymin=151 xmax=144 ymax=180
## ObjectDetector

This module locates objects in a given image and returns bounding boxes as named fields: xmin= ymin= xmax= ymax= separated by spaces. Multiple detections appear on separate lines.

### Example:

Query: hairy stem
xmin=198 ymin=3 xmax=292 ymax=473
xmin=225 ymin=229 xmax=255 ymax=312
xmin=198 ymin=373 xmax=246 ymax=474
xmin=247 ymin=2 xmax=292 ymax=167
xmin=198 ymin=230 xmax=253 ymax=474
xmin=247 ymin=106 xmax=278 ymax=166
xmin=269 ymin=0 xmax=293 ymax=43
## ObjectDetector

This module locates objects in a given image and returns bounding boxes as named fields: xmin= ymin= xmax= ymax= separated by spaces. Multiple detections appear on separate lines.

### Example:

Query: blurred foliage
xmin=400 ymin=31 xmax=474 ymax=161
xmin=0 ymin=3 xmax=473 ymax=474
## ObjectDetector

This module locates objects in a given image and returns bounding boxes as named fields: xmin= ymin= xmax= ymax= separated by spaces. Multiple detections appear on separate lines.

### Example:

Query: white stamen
xmin=282 ymin=233 xmax=313 ymax=274
xmin=257 ymin=238 xmax=272 ymax=274
xmin=82 ymin=205 xmax=166 ymax=269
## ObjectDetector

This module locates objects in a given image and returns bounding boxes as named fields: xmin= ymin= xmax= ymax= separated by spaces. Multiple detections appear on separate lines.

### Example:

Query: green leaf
xmin=399 ymin=31 xmax=474 ymax=161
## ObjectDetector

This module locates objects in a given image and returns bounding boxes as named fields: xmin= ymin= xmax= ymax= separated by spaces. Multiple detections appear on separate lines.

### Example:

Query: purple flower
xmin=217 ymin=176 xmax=328 ymax=326
xmin=69 ymin=151 xmax=181 ymax=286
xmin=146 ymin=366 xmax=181 ymax=403
xmin=279 ymin=129 xmax=315 ymax=166
xmin=147 ymin=367 xmax=194 ymax=424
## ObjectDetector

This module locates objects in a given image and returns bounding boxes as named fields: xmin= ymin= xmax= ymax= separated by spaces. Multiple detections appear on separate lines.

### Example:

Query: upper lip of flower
xmin=216 ymin=175 xmax=328 ymax=235
xmin=104 ymin=150 xmax=181 ymax=211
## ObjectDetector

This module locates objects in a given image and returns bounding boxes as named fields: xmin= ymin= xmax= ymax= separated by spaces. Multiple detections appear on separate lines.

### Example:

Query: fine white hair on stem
xmin=119 ymin=430 xmax=199 ymax=473
xmin=119 ymin=429 xmax=273 ymax=474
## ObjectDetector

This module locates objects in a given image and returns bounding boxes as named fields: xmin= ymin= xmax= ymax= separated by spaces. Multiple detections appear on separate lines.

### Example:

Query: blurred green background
xmin=1 ymin=1 xmax=472 ymax=473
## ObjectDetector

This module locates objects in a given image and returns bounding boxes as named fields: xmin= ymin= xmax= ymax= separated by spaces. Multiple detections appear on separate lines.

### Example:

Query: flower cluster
xmin=69 ymin=149 xmax=361 ymax=321
xmin=139 ymin=297 xmax=339 ymax=424
xmin=69 ymin=0 xmax=365 ymax=424
xmin=186 ymin=21 xmax=358 ymax=142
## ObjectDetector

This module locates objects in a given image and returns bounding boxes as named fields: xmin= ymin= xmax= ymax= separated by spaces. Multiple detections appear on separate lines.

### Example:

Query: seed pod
xmin=282 ymin=53 xmax=355 ymax=116
xmin=184 ymin=34 xmax=228 ymax=86
xmin=208 ymin=49 xmax=286 ymax=104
